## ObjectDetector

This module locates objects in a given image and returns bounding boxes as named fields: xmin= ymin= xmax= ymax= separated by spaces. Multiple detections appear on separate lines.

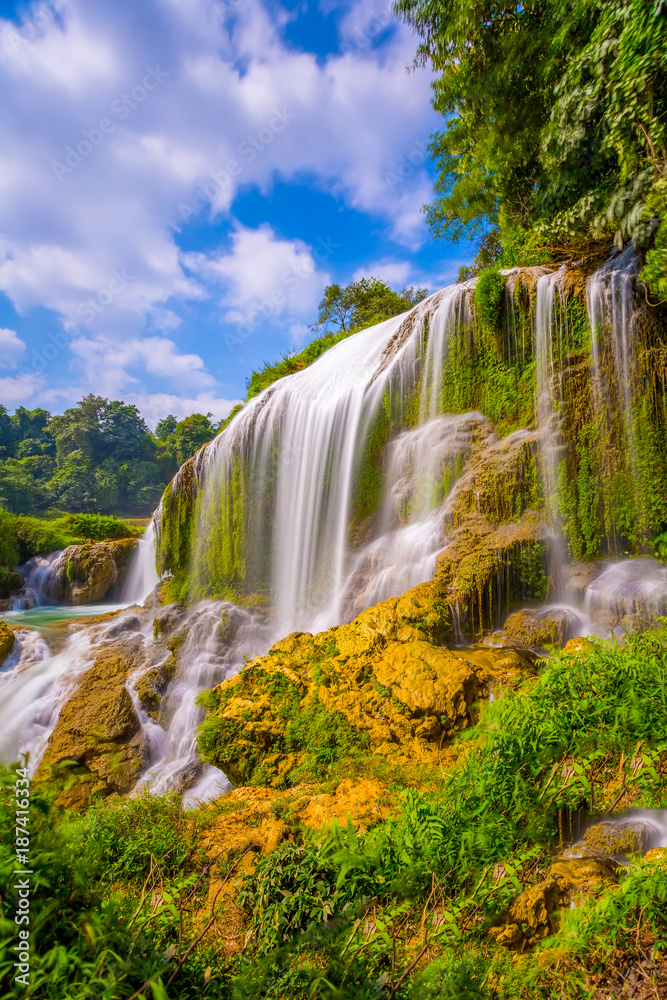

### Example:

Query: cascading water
xmin=192 ymin=282 xmax=476 ymax=637
xmin=586 ymin=245 xmax=640 ymax=464
xmin=122 ymin=522 xmax=160 ymax=605
xmin=0 ymin=628 xmax=95 ymax=775
xmin=534 ymin=268 xmax=567 ymax=596
xmin=11 ymin=551 xmax=65 ymax=609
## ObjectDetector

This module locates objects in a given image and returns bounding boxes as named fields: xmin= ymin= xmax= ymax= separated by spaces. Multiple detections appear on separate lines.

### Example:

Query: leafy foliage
xmin=396 ymin=0 xmax=667 ymax=288
xmin=0 ymin=396 xmax=223 ymax=518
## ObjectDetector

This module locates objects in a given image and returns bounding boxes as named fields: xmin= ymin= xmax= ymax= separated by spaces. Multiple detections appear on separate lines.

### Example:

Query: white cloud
xmin=352 ymin=259 xmax=412 ymax=287
xmin=0 ymin=0 xmax=440 ymax=412
xmin=0 ymin=327 xmax=27 ymax=368
xmin=184 ymin=224 xmax=330 ymax=327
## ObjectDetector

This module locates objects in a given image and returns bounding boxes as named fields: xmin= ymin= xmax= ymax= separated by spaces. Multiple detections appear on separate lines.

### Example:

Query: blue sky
xmin=0 ymin=0 xmax=473 ymax=426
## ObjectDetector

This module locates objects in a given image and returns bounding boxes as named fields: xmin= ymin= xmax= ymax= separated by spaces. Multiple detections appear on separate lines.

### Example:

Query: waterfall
xmin=534 ymin=268 xmax=566 ymax=594
xmin=586 ymin=245 xmax=639 ymax=455
xmin=121 ymin=522 xmax=160 ymax=605
xmin=12 ymin=551 xmax=65 ymax=609
xmin=190 ymin=283 xmax=475 ymax=636
xmin=0 ymin=628 xmax=95 ymax=775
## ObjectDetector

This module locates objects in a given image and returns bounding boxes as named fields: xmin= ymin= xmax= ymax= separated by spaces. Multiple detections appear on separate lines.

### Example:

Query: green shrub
xmin=13 ymin=512 xmax=138 ymax=559
xmin=0 ymin=506 xmax=18 ymax=567
xmin=473 ymin=268 xmax=505 ymax=332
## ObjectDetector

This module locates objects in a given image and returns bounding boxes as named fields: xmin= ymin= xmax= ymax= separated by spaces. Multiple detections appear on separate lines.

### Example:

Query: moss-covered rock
xmin=501 ymin=607 xmax=573 ymax=648
xmin=490 ymin=877 xmax=569 ymax=949
xmin=0 ymin=621 xmax=14 ymax=663
xmin=59 ymin=538 xmax=138 ymax=605
xmin=38 ymin=640 xmax=147 ymax=808
xmin=196 ymin=585 xmax=499 ymax=788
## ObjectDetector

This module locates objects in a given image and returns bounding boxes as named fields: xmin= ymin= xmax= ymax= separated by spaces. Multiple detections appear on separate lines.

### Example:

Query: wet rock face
xmin=38 ymin=638 xmax=147 ymax=808
xmin=583 ymin=820 xmax=652 ymax=857
xmin=501 ymin=607 xmax=574 ymax=649
xmin=197 ymin=582 xmax=502 ymax=787
xmin=0 ymin=621 xmax=15 ymax=663
xmin=60 ymin=538 xmax=138 ymax=605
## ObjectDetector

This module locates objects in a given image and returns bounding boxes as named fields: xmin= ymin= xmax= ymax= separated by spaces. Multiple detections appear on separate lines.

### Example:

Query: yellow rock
xmin=0 ymin=622 xmax=14 ymax=663
xmin=373 ymin=640 xmax=488 ymax=728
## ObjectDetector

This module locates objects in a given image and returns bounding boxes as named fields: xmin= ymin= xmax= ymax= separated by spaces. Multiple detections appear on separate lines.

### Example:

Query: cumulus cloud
xmin=0 ymin=327 xmax=27 ymax=368
xmin=0 ymin=0 xmax=439 ymax=411
xmin=183 ymin=224 xmax=331 ymax=328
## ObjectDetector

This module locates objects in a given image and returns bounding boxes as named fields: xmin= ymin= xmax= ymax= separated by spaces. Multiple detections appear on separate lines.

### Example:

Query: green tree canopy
xmin=314 ymin=277 xmax=428 ymax=335
xmin=395 ymin=0 xmax=667 ymax=278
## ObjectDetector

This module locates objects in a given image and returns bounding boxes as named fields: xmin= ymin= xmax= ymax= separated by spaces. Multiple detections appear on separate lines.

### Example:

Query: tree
xmin=174 ymin=414 xmax=216 ymax=466
xmin=313 ymin=278 xmax=428 ymax=335
xmin=0 ymin=405 xmax=15 ymax=458
xmin=98 ymin=400 xmax=153 ymax=463
xmin=395 ymin=0 xmax=667 ymax=267
xmin=155 ymin=414 xmax=178 ymax=440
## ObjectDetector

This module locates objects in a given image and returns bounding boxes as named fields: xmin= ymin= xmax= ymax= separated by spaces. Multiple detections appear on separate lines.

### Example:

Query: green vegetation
xmin=197 ymin=638 xmax=369 ymax=787
xmin=5 ymin=631 xmax=665 ymax=997
xmin=0 ymin=396 xmax=223 ymax=518
xmin=396 ymin=0 xmax=667 ymax=290
xmin=0 ymin=510 xmax=142 ymax=567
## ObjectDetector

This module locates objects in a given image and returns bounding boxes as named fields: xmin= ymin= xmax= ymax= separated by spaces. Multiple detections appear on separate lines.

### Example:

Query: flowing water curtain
xmin=586 ymin=247 xmax=667 ymax=553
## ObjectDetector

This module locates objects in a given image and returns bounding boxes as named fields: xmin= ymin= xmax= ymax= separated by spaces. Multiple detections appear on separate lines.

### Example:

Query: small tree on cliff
xmin=313 ymin=278 xmax=427 ymax=335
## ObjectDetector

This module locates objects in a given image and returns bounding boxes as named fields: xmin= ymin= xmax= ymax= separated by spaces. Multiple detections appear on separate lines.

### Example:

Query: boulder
xmin=0 ymin=621 xmax=14 ymax=663
xmin=39 ymin=640 xmax=147 ymax=808
xmin=502 ymin=608 xmax=573 ymax=648
xmin=60 ymin=539 xmax=138 ymax=605
xmin=582 ymin=820 xmax=651 ymax=857
xmin=490 ymin=877 xmax=568 ymax=949
xmin=550 ymin=855 xmax=618 ymax=892
xmin=373 ymin=640 xmax=488 ymax=733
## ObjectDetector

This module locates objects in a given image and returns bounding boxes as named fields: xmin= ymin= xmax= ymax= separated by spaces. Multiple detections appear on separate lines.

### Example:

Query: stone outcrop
xmin=0 ymin=621 xmax=14 ymax=663
xmin=196 ymin=581 xmax=534 ymax=787
xmin=490 ymin=877 xmax=569 ymax=949
xmin=59 ymin=538 xmax=138 ymax=604
xmin=38 ymin=637 xmax=147 ymax=808
xmin=500 ymin=607 xmax=574 ymax=649
xmin=582 ymin=820 xmax=652 ymax=857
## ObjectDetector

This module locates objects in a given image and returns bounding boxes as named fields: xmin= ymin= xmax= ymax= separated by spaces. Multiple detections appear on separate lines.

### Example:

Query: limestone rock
xmin=39 ymin=640 xmax=146 ymax=808
xmin=153 ymin=602 xmax=187 ymax=638
xmin=198 ymin=581 xmax=510 ymax=787
xmin=60 ymin=538 xmax=138 ymax=605
xmin=502 ymin=607 xmax=574 ymax=649
xmin=0 ymin=621 xmax=14 ymax=663
xmin=550 ymin=855 xmax=618 ymax=892
xmin=583 ymin=820 xmax=651 ymax=857
xmin=490 ymin=877 xmax=568 ymax=949
xmin=373 ymin=640 xmax=488 ymax=732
